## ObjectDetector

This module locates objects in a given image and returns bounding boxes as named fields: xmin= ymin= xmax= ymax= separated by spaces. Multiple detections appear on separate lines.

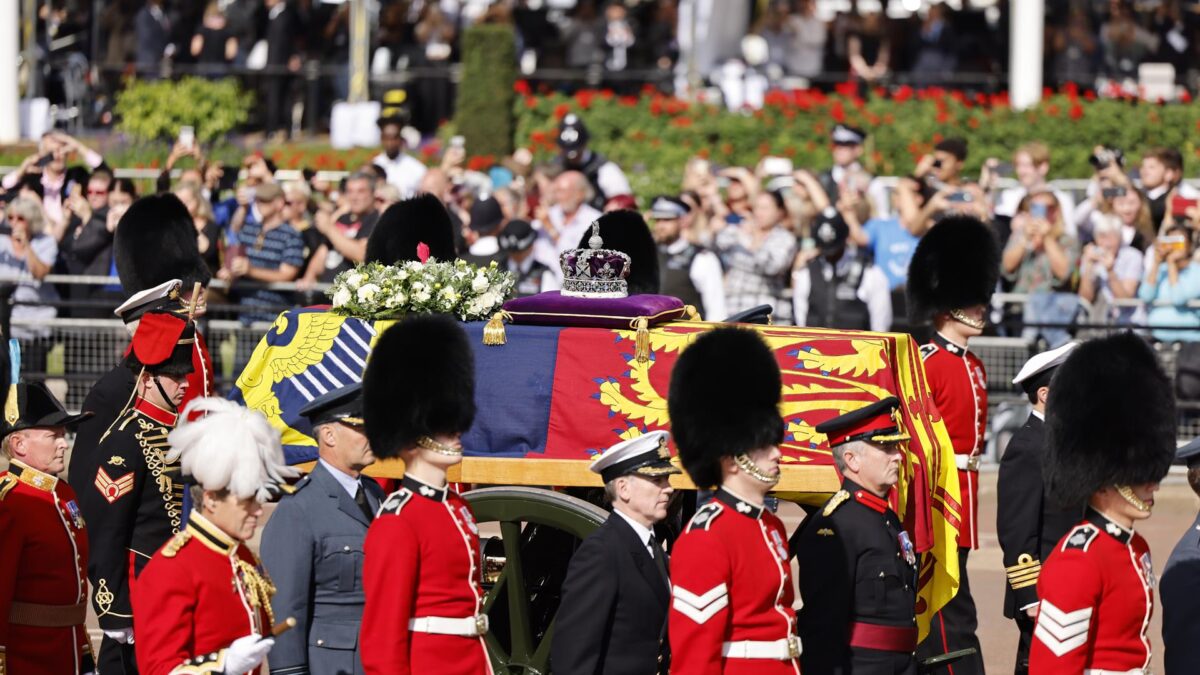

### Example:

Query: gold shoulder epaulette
xmin=823 ymin=490 xmax=850 ymax=517
xmin=162 ymin=530 xmax=192 ymax=558
xmin=0 ymin=474 xmax=16 ymax=501
xmin=1005 ymin=553 xmax=1041 ymax=590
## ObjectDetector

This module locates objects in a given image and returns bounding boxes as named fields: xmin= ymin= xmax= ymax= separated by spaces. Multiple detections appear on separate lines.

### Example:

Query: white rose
xmin=346 ymin=272 xmax=365 ymax=289
xmin=472 ymin=275 xmax=490 ymax=293
xmin=332 ymin=288 xmax=352 ymax=307
xmin=440 ymin=286 xmax=458 ymax=300
xmin=357 ymin=283 xmax=381 ymax=302
xmin=456 ymin=270 xmax=468 ymax=280
xmin=393 ymin=292 xmax=407 ymax=306
xmin=396 ymin=269 xmax=408 ymax=281
xmin=411 ymin=282 xmax=426 ymax=292
xmin=415 ymin=291 xmax=432 ymax=303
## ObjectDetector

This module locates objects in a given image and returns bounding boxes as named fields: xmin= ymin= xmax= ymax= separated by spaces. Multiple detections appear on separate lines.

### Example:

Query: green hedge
xmin=513 ymin=84 xmax=1200 ymax=198
xmin=453 ymin=24 xmax=517 ymax=160
xmin=114 ymin=77 xmax=253 ymax=145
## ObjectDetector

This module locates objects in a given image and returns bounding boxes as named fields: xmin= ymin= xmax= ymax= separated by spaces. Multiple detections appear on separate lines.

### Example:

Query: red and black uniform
xmin=797 ymin=480 xmax=919 ymax=675
xmin=0 ymin=461 xmax=93 ymax=675
xmin=360 ymin=475 xmax=492 ymax=675
xmin=918 ymin=331 xmax=987 ymax=673
xmin=73 ymin=398 xmax=183 ymax=667
xmin=669 ymin=488 xmax=800 ymax=675
xmin=131 ymin=511 xmax=275 ymax=675
xmin=1030 ymin=508 xmax=1154 ymax=674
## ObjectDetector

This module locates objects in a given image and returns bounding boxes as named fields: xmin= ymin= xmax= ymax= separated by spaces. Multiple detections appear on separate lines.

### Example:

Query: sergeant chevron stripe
xmin=672 ymin=583 xmax=728 ymax=624
xmin=94 ymin=467 xmax=135 ymax=504
xmin=1034 ymin=601 xmax=1093 ymax=656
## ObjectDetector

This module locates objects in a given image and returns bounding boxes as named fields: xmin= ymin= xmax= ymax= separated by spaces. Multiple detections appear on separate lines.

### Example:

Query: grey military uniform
xmin=261 ymin=462 xmax=385 ymax=675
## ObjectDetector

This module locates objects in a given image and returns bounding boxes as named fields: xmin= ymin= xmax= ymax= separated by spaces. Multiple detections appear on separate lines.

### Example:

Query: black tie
xmin=649 ymin=534 xmax=669 ymax=584
xmin=354 ymin=484 xmax=374 ymax=522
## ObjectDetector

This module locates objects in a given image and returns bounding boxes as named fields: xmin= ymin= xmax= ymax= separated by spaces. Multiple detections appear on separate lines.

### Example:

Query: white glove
xmin=103 ymin=628 xmax=134 ymax=644
xmin=223 ymin=634 xmax=274 ymax=674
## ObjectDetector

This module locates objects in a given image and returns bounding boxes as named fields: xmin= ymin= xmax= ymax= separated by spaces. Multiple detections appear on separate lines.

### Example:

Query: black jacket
xmin=1162 ymin=511 xmax=1200 ymax=675
xmin=70 ymin=365 xmax=137 ymax=486
xmin=996 ymin=413 xmax=1083 ymax=618
xmin=796 ymin=479 xmax=918 ymax=675
xmin=551 ymin=512 xmax=670 ymax=674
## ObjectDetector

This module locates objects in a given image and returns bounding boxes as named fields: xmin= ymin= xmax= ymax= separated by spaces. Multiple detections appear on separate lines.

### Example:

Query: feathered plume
xmin=166 ymin=398 xmax=298 ymax=501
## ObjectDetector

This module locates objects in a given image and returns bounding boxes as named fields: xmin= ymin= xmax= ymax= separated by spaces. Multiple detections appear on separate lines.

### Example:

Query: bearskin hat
xmin=114 ymin=194 xmax=211 ymax=294
xmin=363 ymin=314 xmax=476 ymax=459
xmin=365 ymin=194 xmax=457 ymax=265
xmin=574 ymin=209 xmax=660 ymax=295
xmin=667 ymin=327 xmax=783 ymax=488
xmin=1045 ymin=332 xmax=1175 ymax=508
xmin=906 ymin=215 xmax=1000 ymax=323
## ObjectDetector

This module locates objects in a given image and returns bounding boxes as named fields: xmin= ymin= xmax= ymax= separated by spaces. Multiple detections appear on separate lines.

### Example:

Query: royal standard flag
xmin=231 ymin=309 xmax=961 ymax=638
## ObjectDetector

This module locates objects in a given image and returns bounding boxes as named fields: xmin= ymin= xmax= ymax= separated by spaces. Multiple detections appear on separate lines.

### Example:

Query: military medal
xmin=66 ymin=500 xmax=85 ymax=529
xmin=898 ymin=531 xmax=916 ymax=566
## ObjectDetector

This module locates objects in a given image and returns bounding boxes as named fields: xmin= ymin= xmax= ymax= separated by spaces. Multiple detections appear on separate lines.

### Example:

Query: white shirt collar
xmin=613 ymin=507 xmax=655 ymax=554
xmin=319 ymin=457 xmax=362 ymax=499
xmin=1032 ymin=409 xmax=1045 ymax=421
xmin=665 ymin=237 xmax=690 ymax=255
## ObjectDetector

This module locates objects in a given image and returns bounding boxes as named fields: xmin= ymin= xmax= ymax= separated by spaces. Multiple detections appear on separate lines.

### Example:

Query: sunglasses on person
xmin=87 ymin=189 xmax=109 ymax=196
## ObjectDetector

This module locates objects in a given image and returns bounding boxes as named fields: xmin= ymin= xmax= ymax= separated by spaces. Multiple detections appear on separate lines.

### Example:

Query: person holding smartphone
xmin=1137 ymin=223 xmax=1200 ymax=343
xmin=1002 ymin=191 xmax=1080 ymax=348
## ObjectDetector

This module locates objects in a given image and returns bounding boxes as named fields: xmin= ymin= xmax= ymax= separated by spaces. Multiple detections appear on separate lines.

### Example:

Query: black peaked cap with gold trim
xmin=589 ymin=430 xmax=681 ymax=484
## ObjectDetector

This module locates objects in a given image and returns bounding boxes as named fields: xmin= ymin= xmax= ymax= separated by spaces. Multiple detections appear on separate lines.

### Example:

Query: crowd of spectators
xmin=9 ymin=109 xmax=1200 ymax=392
xmin=29 ymin=0 xmax=1200 ymax=137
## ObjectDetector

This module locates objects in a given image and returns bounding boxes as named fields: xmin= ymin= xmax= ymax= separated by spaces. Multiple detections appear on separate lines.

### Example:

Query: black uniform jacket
xmin=796 ymin=479 xmax=918 ymax=675
xmin=551 ymin=511 xmax=670 ymax=675
xmin=71 ymin=398 xmax=182 ymax=631
xmin=1161 ymin=511 xmax=1200 ymax=675
xmin=996 ymin=413 xmax=1082 ymax=618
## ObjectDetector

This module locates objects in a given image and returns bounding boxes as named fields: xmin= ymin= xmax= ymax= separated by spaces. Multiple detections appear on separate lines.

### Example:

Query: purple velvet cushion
xmin=502 ymin=292 xmax=688 ymax=329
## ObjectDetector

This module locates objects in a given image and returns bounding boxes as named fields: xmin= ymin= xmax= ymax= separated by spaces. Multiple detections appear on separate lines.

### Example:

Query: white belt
xmin=1083 ymin=670 xmax=1149 ymax=675
xmin=408 ymin=615 xmax=489 ymax=637
xmin=955 ymin=454 xmax=981 ymax=471
xmin=720 ymin=637 xmax=800 ymax=661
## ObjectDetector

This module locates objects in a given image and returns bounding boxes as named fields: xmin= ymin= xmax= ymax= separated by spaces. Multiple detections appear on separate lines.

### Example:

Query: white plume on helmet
xmin=166 ymin=398 xmax=298 ymax=501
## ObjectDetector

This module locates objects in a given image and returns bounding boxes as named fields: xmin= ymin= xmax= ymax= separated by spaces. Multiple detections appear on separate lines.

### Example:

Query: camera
xmin=1089 ymin=147 xmax=1125 ymax=171
xmin=1101 ymin=187 xmax=1127 ymax=200
xmin=946 ymin=191 xmax=973 ymax=204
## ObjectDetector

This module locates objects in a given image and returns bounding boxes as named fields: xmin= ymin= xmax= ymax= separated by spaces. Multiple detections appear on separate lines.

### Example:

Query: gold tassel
xmin=634 ymin=317 xmax=650 ymax=363
xmin=482 ymin=311 xmax=509 ymax=346
xmin=684 ymin=305 xmax=700 ymax=321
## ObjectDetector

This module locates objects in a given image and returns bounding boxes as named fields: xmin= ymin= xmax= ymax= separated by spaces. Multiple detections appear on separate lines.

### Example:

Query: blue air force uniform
xmin=260 ymin=383 xmax=385 ymax=675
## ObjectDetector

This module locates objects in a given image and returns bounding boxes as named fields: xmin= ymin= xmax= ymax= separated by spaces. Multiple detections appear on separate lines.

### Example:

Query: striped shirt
xmin=237 ymin=220 xmax=304 ymax=323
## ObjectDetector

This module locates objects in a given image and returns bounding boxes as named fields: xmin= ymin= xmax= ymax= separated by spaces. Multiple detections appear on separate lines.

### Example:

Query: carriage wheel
xmin=465 ymin=486 xmax=608 ymax=675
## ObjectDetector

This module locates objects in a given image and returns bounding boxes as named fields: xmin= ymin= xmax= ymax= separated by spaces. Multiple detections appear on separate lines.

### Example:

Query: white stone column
xmin=0 ymin=0 xmax=20 ymax=142
xmin=1009 ymin=0 xmax=1044 ymax=110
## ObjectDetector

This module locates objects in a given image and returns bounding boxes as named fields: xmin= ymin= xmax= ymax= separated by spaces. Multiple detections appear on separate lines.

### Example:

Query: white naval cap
xmin=648 ymin=196 xmax=689 ymax=220
xmin=589 ymin=430 xmax=681 ymax=484
xmin=1012 ymin=341 xmax=1079 ymax=387
xmin=113 ymin=279 xmax=184 ymax=324
xmin=831 ymin=124 xmax=867 ymax=145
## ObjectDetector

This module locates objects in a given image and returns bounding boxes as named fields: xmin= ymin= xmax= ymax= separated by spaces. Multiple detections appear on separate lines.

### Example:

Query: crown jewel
xmin=560 ymin=221 xmax=632 ymax=298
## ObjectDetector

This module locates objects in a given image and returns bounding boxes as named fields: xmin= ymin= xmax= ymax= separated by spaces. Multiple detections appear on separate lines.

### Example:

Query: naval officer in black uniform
xmin=551 ymin=431 xmax=680 ymax=674
xmin=996 ymin=342 xmax=1083 ymax=675
xmin=1160 ymin=436 xmax=1200 ymax=674
xmin=796 ymin=397 xmax=919 ymax=675
xmin=261 ymin=381 xmax=385 ymax=675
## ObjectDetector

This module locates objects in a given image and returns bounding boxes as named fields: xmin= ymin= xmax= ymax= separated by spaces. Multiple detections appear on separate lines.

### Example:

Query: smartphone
xmin=179 ymin=126 xmax=195 ymax=151
xmin=947 ymin=191 xmax=973 ymax=204
xmin=1171 ymin=196 xmax=1197 ymax=217
xmin=35 ymin=154 xmax=54 ymax=168
xmin=450 ymin=135 xmax=466 ymax=150
xmin=1030 ymin=203 xmax=1048 ymax=219
xmin=991 ymin=161 xmax=1014 ymax=177
xmin=762 ymin=156 xmax=793 ymax=177
xmin=1101 ymin=187 xmax=1127 ymax=200
xmin=1159 ymin=234 xmax=1188 ymax=252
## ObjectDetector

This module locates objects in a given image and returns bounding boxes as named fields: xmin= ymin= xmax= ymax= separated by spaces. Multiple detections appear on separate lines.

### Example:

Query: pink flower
xmin=417 ymin=242 xmax=430 ymax=263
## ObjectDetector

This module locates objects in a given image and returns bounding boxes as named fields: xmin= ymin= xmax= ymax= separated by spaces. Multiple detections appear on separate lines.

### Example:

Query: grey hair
xmin=1092 ymin=212 xmax=1122 ymax=237
xmin=347 ymin=171 xmax=377 ymax=190
xmin=831 ymin=440 xmax=869 ymax=475
xmin=6 ymin=197 xmax=46 ymax=236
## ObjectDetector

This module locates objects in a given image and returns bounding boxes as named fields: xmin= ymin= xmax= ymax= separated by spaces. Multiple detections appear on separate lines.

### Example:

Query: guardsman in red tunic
xmin=132 ymin=397 xmax=298 ymax=675
xmin=359 ymin=315 xmax=493 ymax=675
xmin=0 ymin=382 xmax=93 ymax=674
xmin=666 ymin=327 xmax=800 ymax=675
xmin=1030 ymin=333 xmax=1174 ymax=673
xmin=907 ymin=216 xmax=999 ymax=674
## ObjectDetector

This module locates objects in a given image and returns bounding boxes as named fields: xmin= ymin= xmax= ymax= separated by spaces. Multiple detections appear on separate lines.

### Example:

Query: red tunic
xmin=131 ymin=512 xmax=274 ymax=675
xmin=669 ymin=488 xmax=800 ymax=675
xmin=0 ymin=461 xmax=92 ymax=675
xmin=360 ymin=475 xmax=493 ymax=675
xmin=1030 ymin=509 xmax=1154 ymax=674
xmin=920 ymin=332 xmax=987 ymax=549
xmin=183 ymin=330 xmax=214 ymax=409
